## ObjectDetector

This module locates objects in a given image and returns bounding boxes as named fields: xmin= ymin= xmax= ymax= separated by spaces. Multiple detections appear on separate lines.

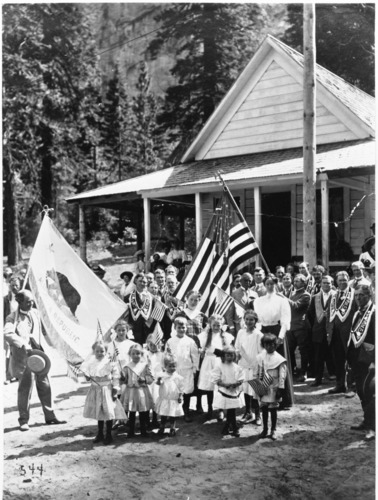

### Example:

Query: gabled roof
xmin=181 ymin=35 xmax=375 ymax=162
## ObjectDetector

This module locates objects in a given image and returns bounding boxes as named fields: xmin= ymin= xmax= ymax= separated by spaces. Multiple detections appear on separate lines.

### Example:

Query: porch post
xmin=319 ymin=173 xmax=329 ymax=269
xmin=364 ymin=176 xmax=373 ymax=239
xmin=79 ymin=204 xmax=87 ymax=262
xmin=143 ymin=197 xmax=151 ymax=271
xmin=254 ymin=186 xmax=262 ymax=266
xmin=195 ymin=192 xmax=202 ymax=248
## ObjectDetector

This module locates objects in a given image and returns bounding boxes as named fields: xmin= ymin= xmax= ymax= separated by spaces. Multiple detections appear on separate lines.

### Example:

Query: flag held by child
xmin=150 ymin=298 xmax=168 ymax=322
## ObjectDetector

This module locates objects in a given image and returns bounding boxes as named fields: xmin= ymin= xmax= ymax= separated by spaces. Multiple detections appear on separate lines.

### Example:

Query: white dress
xmin=82 ymin=355 xmax=127 ymax=421
xmin=211 ymin=359 xmax=244 ymax=410
xmin=165 ymin=335 xmax=199 ymax=394
xmin=235 ymin=328 xmax=264 ymax=397
xmin=197 ymin=330 xmax=234 ymax=391
xmin=255 ymin=350 xmax=287 ymax=408
xmin=155 ymin=371 xmax=185 ymax=417
xmin=146 ymin=350 xmax=164 ymax=403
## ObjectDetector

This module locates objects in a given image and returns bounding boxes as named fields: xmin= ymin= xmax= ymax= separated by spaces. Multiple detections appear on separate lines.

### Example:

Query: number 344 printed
xmin=19 ymin=464 xmax=44 ymax=476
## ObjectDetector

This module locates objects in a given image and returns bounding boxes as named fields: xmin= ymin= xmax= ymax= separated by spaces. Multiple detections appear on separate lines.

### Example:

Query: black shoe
xmin=351 ymin=422 xmax=367 ymax=431
xmin=158 ymin=427 xmax=165 ymax=436
xmin=221 ymin=424 xmax=230 ymax=435
xmin=196 ymin=405 xmax=204 ymax=414
xmin=93 ymin=433 xmax=103 ymax=443
xmin=310 ymin=381 xmax=322 ymax=387
xmin=259 ymin=429 xmax=269 ymax=439
xmin=169 ymin=428 xmax=176 ymax=437
xmin=206 ymin=408 xmax=213 ymax=420
xmin=46 ymin=418 xmax=67 ymax=425
xmin=270 ymin=430 xmax=277 ymax=441
xmin=328 ymin=387 xmax=346 ymax=394
xmin=127 ymin=431 xmax=135 ymax=438
xmin=103 ymin=434 xmax=113 ymax=445
xmin=231 ymin=429 xmax=240 ymax=437
xmin=184 ymin=413 xmax=193 ymax=423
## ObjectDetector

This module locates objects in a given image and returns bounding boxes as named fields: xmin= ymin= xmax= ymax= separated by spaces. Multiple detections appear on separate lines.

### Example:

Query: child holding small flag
xmin=255 ymin=333 xmax=287 ymax=441
xmin=156 ymin=354 xmax=185 ymax=436
xmin=165 ymin=316 xmax=199 ymax=422
xmin=81 ymin=341 xmax=126 ymax=445
xmin=121 ymin=344 xmax=154 ymax=437
xmin=106 ymin=320 xmax=134 ymax=367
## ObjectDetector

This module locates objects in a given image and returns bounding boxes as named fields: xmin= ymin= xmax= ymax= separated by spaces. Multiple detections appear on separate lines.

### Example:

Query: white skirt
xmin=198 ymin=355 xmax=217 ymax=391
xmin=83 ymin=384 xmax=127 ymax=421
xmin=155 ymin=397 xmax=184 ymax=417
xmin=213 ymin=387 xmax=244 ymax=410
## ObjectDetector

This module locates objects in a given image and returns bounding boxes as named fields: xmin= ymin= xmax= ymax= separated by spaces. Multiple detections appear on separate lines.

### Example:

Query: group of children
xmin=81 ymin=310 xmax=287 ymax=444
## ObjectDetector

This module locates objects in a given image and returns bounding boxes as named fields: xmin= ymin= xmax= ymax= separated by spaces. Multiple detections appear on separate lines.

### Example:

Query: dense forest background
xmin=3 ymin=3 xmax=375 ymax=264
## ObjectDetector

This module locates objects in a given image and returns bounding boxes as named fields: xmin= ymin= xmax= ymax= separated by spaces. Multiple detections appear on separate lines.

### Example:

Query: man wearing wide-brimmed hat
xmin=4 ymin=289 xmax=66 ymax=431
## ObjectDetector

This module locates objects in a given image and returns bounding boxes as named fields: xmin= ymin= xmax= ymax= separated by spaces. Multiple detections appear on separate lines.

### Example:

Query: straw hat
xmin=27 ymin=349 xmax=51 ymax=377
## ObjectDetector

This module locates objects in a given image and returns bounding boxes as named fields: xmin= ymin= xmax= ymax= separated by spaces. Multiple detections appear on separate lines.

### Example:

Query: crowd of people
xmin=3 ymin=239 xmax=375 ymax=444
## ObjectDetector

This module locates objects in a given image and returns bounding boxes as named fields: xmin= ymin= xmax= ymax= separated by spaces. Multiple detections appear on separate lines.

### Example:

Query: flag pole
xmin=215 ymin=173 xmax=271 ymax=274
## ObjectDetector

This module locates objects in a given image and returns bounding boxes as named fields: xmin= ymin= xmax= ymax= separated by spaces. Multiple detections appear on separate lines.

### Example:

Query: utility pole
xmin=303 ymin=3 xmax=317 ymax=267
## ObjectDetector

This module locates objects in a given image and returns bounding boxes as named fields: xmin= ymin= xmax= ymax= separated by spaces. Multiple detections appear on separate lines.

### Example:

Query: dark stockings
xmin=183 ymin=394 xmax=191 ymax=414
xmin=244 ymin=394 xmax=251 ymax=413
xmin=226 ymin=409 xmax=237 ymax=430
xmin=261 ymin=407 xmax=277 ymax=432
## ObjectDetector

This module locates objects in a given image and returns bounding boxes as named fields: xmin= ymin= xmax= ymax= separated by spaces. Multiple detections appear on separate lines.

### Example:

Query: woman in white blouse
xmin=254 ymin=274 xmax=294 ymax=408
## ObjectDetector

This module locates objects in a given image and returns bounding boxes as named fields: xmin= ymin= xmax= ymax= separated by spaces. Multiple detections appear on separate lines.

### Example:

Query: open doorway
xmin=261 ymin=192 xmax=291 ymax=271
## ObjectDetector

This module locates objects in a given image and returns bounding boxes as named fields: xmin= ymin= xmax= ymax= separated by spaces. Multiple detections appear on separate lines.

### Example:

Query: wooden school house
xmin=67 ymin=36 xmax=375 ymax=271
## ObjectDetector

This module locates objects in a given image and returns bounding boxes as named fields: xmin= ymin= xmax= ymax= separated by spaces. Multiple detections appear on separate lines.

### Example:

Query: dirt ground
xmin=2 ymin=344 xmax=375 ymax=500
xmin=2 ymin=258 xmax=375 ymax=499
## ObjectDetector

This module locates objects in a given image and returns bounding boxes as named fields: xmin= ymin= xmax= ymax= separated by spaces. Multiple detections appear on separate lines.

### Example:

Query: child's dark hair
xmin=221 ymin=345 xmax=237 ymax=363
xmin=244 ymin=309 xmax=258 ymax=322
xmin=261 ymin=333 xmax=278 ymax=349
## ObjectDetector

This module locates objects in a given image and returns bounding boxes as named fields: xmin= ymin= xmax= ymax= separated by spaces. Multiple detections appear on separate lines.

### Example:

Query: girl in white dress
xmin=156 ymin=354 xmax=185 ymax=436
xmin=255 ymin=333 xmax=287 ymax=441
xmin=235 ymin=310 xmax=263 ymax=425
xmin=165 ymin=316 xmax=199 ymax=422
xmin=198 ymin=314 xmax=234 ymax=420
xmin=211 ymin=346 xmax=244 ymax=437
xmin=82 ymin=341 xmax=126 ymax=445
xmin=121 ymin=344 xmax=154 ymax=438
xmin=145 ymin=333 xmax=164 ymax=428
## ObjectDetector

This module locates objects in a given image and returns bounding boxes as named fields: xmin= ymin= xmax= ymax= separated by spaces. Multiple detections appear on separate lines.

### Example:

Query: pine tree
xmin=148 ymin=3 xmax=276 ymax=143
xmin=283 ymin=4 xmax=375 ymax=95
xmin=3 ymin=4 xmax=103 ymax=260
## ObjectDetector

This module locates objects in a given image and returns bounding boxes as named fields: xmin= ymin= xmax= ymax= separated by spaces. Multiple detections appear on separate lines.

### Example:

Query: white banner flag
xmin=28 ymin=216 xmax=127 ymax=365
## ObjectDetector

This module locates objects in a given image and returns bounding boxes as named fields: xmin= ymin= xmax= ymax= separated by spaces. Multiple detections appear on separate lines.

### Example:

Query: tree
xmin=148 ymin=3 xmax=278 ymax=142
xmin=3 ymin=4 xmax=103 ymax=261
xmin=283 ymin=4 xmax=375 ymax=95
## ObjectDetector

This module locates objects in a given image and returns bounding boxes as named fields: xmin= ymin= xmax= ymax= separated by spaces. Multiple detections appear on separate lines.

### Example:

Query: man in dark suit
xmin=124 ymin=273 xmax=155 ymax=345
xmin=307 ymin=275 xmax=336 ymax=386
xmin=327 ymin=271 xmax=357 ymax=394
xmin=348 ymin=285 xmax=375 ymax=441
xmin=286 ymin=273 xmax=311 ymax=382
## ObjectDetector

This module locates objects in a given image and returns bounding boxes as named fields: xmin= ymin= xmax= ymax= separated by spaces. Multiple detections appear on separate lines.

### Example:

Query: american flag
xmin=110 ymin=341 xmax=120 ymax=363
xmin=150 ymin=322 xmax=164 ymax=346
xmin=214 ymin=284 xmax=234 ymax=316
xmin=150 ymin=297 xmax=168 ymax=322
xmin=96 ymin=319 xmax=104 ymax=342
xmin=174 ymin=186 xmax=261 ymax=315
xmin=66 ymin=360 xmax=82 ymax=382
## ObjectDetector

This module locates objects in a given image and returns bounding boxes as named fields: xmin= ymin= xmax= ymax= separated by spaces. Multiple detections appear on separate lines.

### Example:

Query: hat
xmin=27 ymin=349 xmax=51 ymax=376
xmin=135 ymin=250 xmax=144 ymax=257
xmin=120 ymin=271 xmax=133 ymax=281
xmin=92 ymin=264 xmax=106 ymax=276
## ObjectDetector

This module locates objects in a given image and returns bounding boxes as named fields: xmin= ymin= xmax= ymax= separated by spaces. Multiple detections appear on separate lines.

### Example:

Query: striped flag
xmin=150 ymin=297 xmax=168 ymax=322
xmin=150 ymin=322 xmax=164 ymax=347
xmin=174 ymin=186 xmax=261 ymax=315
xmin=66 ymin=360 xmax=82 ymax=382
xmin=96 ymin=319 xmax=104 ymax=342
xmin=214 ymin=285 xmax=234 ymax=316
xmin=110 ymin=341 xmax=120 ymax=363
